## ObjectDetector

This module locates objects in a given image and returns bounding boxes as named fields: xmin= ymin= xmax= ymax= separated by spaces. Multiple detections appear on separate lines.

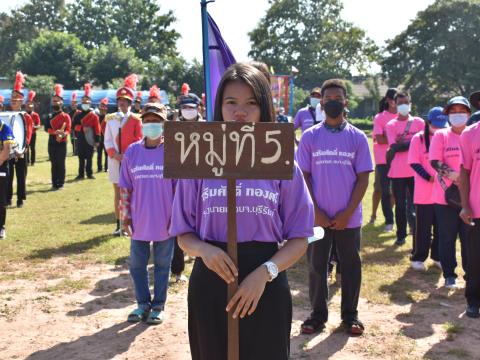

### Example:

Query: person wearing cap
xmin=119 ymin=102 xmax=175 ymax=324
xmin=97 ymin=97 xmax=109 ymax=172
xmin=0 ymin=95 xmax=4 ymax=112
xmin=178 ymin=93 xmax=204 ymax=122
xmin=69 ymin=91 xmax=79 ymax=156
xmin=0 ymin=119 xmax=15 ymax=239
xmin=408 ymin=107 xmax=448 ymax=271
xmin=293 ymin=87 xmax=322 ymax=144
xmin=72 ymin=83 xmax=101 ymax=180
xmin=44 ymin=84 xmax=71 ymax=190
xmin=132 ymin=91 xmax=142 ymax=114
xmin=370 ymin=88 xmax=397 ymax=231
xmin=429 ymin=96 xmax=471 ymax=289
xmin=25 ymin=90 xmax=41 ymax=166
xmin=7 ymin=71 xmax=33 ymax=208
xmin=104 ymin=74 xmax=143 ymax=236
xmin=276 ymin=107 xmax=289 ymax=123
xmin=385 ymin=91 xmax=425 ymax=246
xmin=459 ymin=95 xmax=480 ymax=318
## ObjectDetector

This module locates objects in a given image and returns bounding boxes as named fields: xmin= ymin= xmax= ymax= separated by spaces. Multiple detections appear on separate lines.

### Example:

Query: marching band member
xmin=97 ymin=97 xmax=109 ymax=172
xmin=132 ymin=91 xmax=142 ymax=113
xmin=0 ymin=119 xmax=15 ymax=239
xmin=45 ymin=84 xmax=71 ymax=190
xmin=72 ymin=83 xmax=101 ymax=180
xmin=104 ymin=74 xmax=143 ymax=236
xmin=69 ymin=91 xmax=79 ymax=156
xmin=147 ymin=85 xmax=162 ymax=104
xmin=7 ymin=71 xmax=33 ymax=208
xmin=25 ymin=90 xmax=41 ymax=166
xmin=0 ymin=95 xmax=4 ymax=111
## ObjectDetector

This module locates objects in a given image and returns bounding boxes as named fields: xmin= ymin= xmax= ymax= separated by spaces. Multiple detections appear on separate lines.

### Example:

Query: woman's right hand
xmin=460 ymin=207 xmax=473 ymax=226
xmin=199 ymin=243 xmax=238 ymax=284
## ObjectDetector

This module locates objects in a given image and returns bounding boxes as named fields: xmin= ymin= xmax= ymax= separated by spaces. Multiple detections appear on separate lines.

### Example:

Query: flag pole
xmin=201 ymin=0 xmax=214 ymax=121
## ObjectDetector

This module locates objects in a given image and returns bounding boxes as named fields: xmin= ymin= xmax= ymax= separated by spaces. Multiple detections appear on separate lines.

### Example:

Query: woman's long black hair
xmin=379 ymin=88 xmax=398 ymax=112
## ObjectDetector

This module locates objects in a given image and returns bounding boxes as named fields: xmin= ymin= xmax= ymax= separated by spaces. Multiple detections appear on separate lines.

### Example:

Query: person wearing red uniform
xmin=25 ymin=90 xmax=41 ymax=166
xmin=69 ymin=91 xmax=79 ymax=156
xmin=72 ymin=83 xmax=101 ymax=180
xmin=97 ymin=97 xmax=109 ymax=172
xmin=104 ymin=74 xmax=143 ymax=236
xmin=0 ymin=95 xmax=5 ymax=111
xmin=7 ymin=71 xmax=33 ymax=208
xmin=45 ymin=84 xmax=71 ymax=190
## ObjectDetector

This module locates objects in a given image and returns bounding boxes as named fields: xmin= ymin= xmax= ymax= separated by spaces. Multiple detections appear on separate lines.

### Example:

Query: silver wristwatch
xmin=263 ymin=261 xmax=279 ymax=282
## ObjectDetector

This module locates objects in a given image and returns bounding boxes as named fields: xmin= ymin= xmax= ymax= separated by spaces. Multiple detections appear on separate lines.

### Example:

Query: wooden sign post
xmin=164 ymin=122 xmax=294 ymax=360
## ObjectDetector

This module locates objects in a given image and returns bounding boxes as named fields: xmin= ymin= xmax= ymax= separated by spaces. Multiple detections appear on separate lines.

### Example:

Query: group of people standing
xmin=1 ymin=61 xmax=479 ymax=360
xmin=370 ymin=87 xmax=480 ymax=318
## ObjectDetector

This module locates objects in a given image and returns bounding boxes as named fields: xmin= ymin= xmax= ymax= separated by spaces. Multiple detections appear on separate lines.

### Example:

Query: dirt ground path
xmin=1 ymin=258 xmax=479 ymax=360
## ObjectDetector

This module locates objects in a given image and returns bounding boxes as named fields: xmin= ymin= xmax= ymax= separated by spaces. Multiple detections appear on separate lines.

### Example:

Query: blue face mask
xmin=142 ymin=123 xmax=164 ymax=140
xmin=310 ymin=98 xmax=321 ymax=108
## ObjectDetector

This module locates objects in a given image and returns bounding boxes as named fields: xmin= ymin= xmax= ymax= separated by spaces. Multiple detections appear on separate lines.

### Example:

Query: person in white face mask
xmin=384 ymin=91 xmax=425 ymax=246
xmin=429 ymin=96 xmax=471 ymax=290
xmin=118 ymin=102 xmax=177 ymax=325
xmin=178 ymin=93 xmax=203 ymax=122
xmin=293 ymin=87 xmax=322 ymax=144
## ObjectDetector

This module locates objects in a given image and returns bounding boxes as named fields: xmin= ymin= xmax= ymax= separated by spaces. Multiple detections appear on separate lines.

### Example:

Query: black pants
xmin=412 ymin=204 xmax=439 ymax=262
xmin=466 ymin=220 xmax=480 ymax=307
xmin=77 ymin=143 xmax=94 ymax=177
xmin=7 ymin=157 xmax=26 ymax=203
xmin=391 ymin=177 xmax=416 ymax=240
xmin=434 ymin=204 xmax=467 ymax=279
xmin=188 ymin=241 xmax=291 ymax=360
xmin=377 ymin=165 xmax=394 ymax=224
xmin=307 ymin=227 xmax=361 ymax=323
xmin=29 ymin=132 xmax=37 ymax=165
xmin=171 ymin=238 xmax=185 ymax=275
xmin=96 ymin=140 xmax=108 ymax=171
xmin=48 ymin=140 xmax=67 ymax=188
xmin=0 ymin=162 xmax=8 ymax=229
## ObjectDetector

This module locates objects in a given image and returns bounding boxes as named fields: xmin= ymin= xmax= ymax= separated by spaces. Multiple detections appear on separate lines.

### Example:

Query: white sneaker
xmin=433 ymin=261 xmax=442 ymax=270
xmin=0 ymin=228 xmax=5 ymax=239
xmin=383 ymin=224 xmax=394 ymax=233
xmin=175 ymin=274 xmax=188 ymax=283
xmin=411 ymin=261 xmax=426 ymax=271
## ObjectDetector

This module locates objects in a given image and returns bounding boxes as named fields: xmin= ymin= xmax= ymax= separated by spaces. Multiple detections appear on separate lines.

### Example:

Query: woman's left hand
xmin=226 ymin=266 xmax=269 ymax=319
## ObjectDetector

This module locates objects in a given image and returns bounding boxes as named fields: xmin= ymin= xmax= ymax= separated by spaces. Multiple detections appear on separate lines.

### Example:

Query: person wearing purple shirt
xmin=119 ymin=103 xmax=175 ymax=325
xmin=297 ymin=79 xmax=373 ymax=336
xmin=170 ymin=63 xmax=314 ymax=360
xmin=293 ymin=87 xmax=322 ymax=143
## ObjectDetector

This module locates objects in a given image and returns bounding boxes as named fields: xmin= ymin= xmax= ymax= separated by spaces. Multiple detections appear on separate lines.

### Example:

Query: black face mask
xmin=323 ymin=100 xmax=344 ymax=118
xmin=52 ymin=105 xmax=61 ymax=112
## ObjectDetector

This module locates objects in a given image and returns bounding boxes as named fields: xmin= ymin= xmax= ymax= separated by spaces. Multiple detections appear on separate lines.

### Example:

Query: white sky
xmin=2 ymin=0 xmax=436 ymax=62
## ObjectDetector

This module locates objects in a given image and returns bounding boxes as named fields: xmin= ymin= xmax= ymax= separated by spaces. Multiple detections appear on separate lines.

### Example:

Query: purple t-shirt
xmin=119 ymin=140 xmax=176 ymax=242
xmin=294 ymin=106 xmax=316 ymax=132
xmin=169 ymin=163 xmax=314 ymax=243
xmin=296 ymin=122 xmax=374 ymax=228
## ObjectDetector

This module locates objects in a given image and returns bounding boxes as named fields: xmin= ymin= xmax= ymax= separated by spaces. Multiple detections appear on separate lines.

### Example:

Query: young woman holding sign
xmin=170 ymin=63 xmax=314 ymax=360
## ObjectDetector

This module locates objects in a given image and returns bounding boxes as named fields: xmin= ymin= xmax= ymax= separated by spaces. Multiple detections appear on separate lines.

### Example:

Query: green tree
xmin=14 ymin=30 xmax=89 ymax=88
xmin=248 ymin=0 xmax=378 ymax=89
xmin=381 ymin=0 xmax=480 ymax=113
xmin=0 ymin=0 xmax=66 ymax=73
xmin=89 ymin=37 xmax=145 ymax=87
xmin=25 ymin=75 xmax=56 ymax=97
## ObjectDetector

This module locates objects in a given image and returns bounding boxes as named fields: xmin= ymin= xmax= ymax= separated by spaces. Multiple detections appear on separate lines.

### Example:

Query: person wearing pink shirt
xmin=385 ymin=91 xmax=425 ymax=246
xmin=370 ymin=88 xmax=397 ymax=231
xmin=430 ymin=96 xmax=471 ymax=289
xmin=459 ymin=96 xmax=480 ymax=318
xmin=408 ymin=107 xmax=448 ymax=271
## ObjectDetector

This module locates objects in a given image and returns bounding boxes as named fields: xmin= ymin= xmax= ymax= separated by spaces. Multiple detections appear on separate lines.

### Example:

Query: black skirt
xmin=188 ymin=241 xmax=292 ymax=360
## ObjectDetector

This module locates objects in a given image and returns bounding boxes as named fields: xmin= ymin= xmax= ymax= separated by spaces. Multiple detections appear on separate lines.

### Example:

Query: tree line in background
xmin=0 ymin=0 xmax=479 ymax=115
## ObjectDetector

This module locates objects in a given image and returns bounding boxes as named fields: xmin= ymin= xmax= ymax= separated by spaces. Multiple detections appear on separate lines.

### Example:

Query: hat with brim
xmin=310 ymin=87 xmax=321 ymax=96
xmin=469 ymin=91 xmax=480 ymax=110
xmin=427 ymin=107 xmax=449 ymax=128
xmin=141 ymin=103 xmax=167 ymax=121
xmin=178 ymin=93 xmax=201 ymax=107
xmin=444 ymin=96 xmax=471 ymax=114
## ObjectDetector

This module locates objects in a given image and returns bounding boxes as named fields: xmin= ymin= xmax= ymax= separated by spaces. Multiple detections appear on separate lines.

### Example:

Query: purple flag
xmin=207 ymin=13 xmax=236 ymax=119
